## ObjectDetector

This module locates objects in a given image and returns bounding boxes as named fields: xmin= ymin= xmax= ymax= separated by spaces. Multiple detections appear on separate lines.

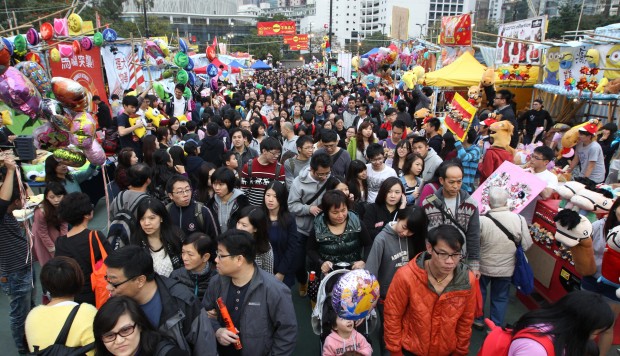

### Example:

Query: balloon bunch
xmin=358 ymin=46 xmax=399 ymax=75
xmin=499 ymin=63 xmax=532 ymax=84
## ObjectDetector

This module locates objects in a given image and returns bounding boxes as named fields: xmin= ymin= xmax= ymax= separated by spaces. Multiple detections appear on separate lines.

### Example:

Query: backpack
xmin=108 ymin=191 xmax=148 ymax=250
xmin=102 ymin=117 xmax=120 ymax=154
xmin=166 ymin=201 xmax=206 ymax=233
xmin=29 ymin=304 xmax=94 ymax=356
xmin=477 ymin=319 xmax=555 ymax=356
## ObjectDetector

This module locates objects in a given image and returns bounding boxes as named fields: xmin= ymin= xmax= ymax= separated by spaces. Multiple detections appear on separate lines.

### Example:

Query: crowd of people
xmin=0 ymin=67 xmax=618 ymax=356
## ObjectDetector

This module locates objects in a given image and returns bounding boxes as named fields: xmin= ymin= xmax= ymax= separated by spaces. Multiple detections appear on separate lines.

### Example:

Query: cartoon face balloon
xmin=331 ymin=269 xmax=379 ymax=321
xmin=0 ymin=67 xmax=42 ymax=118
xmin=51 ymin=77 xmax=91 ymax=112
xmin=15 ymin=61 xmax=51 ymax=95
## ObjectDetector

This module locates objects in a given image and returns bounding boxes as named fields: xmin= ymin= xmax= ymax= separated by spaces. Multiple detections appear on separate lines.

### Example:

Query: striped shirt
xmin=241 ymin=158 xmax=285 ymax=206
xmin=0 ymin=199 xmax=31 ymax=273
xmin=455 ymin=141 xmax=481 ymax=194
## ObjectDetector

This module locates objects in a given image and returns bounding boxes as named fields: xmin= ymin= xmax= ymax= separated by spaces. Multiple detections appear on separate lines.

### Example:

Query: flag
xmin=213 ymin=36 xmax=218 ymax=49
xmin=128 ymin=50 xmax=144 ymax=90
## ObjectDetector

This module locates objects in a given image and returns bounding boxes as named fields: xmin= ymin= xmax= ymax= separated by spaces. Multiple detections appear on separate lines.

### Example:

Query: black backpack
xmin=29 ymin=304 xmax=94 ymax=356
xmin=108 ymin=191 xmax=148 ymax=250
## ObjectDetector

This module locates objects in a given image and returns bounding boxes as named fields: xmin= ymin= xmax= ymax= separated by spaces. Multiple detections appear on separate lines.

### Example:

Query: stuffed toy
xmin=478 ymin=120 xmax=515 ymax=183
xmin=128 ymin=114 xmax=147 ymax=138
xmin=604 ymin=78 xmax=620 ymax=94
xmin=411 ymin=65 xmax=425 ymax=85
xmin=556 ymin=180 xmax=586 ymax=200
xmin=570 ymin=188 xmax=615 ymax=215
xmin=553 ymin=209 xmax=596 ymax=276
xmin=481 ymin=67 xmax=495 ymax=87
xmin=558 ymin=121 xmax=599 ymax=159
xmin=467 ymin=85 xmax=482 ymax=108
xmin=145 ymin=107 xmax=169 ymax=128
xmin=489 ymin=120 xmax=514 ymax=154
xmin=414 ymin=108 xmax=432 ymax=121
xmin=599 ymin=225 xmax=620 ymax=288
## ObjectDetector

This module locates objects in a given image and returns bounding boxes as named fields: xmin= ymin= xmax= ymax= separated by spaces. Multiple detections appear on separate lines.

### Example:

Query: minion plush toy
xmin=543 ymin=47 xmax=561 ymax=85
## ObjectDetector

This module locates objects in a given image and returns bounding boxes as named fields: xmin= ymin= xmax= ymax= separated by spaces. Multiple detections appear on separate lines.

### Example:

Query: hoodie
xmin=288 ymin=167 xmax=329 ymax=236
xmin=422 ymin=149 xmax=443 ymax=183
xmin=216 ymin=128 xmax=230 ymax=149
xmin=200 ymin=136 xmax=225 ymax=167
xmin=207 ymin=189 xmax=248 ymax=233
xmin=366 ymin=222 xmax=425 ymax=298
xmin=185 ymin=156 xmax=207 ymax=187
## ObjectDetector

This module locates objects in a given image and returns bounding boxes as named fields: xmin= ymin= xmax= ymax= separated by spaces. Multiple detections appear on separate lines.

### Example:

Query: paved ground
xmin=0 ymin=197 xmax=615 ymax=355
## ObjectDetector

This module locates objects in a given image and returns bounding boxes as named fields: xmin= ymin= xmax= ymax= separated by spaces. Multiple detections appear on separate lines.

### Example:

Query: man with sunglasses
xmin=104 ymin=246 xmax=217 ymax=355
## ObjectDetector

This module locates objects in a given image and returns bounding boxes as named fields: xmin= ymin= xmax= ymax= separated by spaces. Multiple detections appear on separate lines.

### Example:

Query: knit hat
xmin=553 ymin=209 xmax=593 ymax=247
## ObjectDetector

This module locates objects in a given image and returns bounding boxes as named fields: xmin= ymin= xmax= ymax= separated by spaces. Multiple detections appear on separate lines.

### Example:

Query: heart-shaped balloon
xmin=206 ymin=46 xmax=216 ymax=61
xmin=40 ymin=98 xmax=72 ymax=131
xmin=58 ymin=44 xmax=74 ymax=58
xmin=0 ymin=67 xmax=42 ymax=118
xmin=51 ymin=77 xmax=90 ymax=112
xmin=40 ymin=23 xmax=53 ymax=41
xmin=53 ymin=18 xmax=68 ymax=36
xmin=15 ymin=61 xmax=51 ymax=95
xmin=93 ymin=32 xmax=104 ymax=47
xmin=207 ymin=63 xmax=218 ymax=77
xmin=53 ymin=146 xmax=86 ymax=167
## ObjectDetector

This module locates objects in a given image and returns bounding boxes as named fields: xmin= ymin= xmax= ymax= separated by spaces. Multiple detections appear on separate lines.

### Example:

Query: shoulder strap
xmin=331 ymin=148 xmax=344 ymax=167
xmin=247 ymin=158 xmax=253 ymax=184
xmin=287 ymin=158 xmax=296 ymax=175
xmin=512 ymin=328 xmax=555 ymax=355
xmin=305 ymin=177 xmax=334 ymax=205
xmin=53 ymin=304 xmax=81 ymax=345
xmin=427 ymin=194 xmax=466 ymax=234
xmin=485 ymin=213 xmax=518 ymax=247
xmin=129 ymin=193 xmax=148 ymax=213
xmin=274 ymin=162 xmax=282 ymax=181
xmin=195 ymin=201 xmax=205 ymax=232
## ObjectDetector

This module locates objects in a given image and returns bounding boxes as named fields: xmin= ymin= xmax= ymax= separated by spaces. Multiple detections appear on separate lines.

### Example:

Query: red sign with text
xmin=257 ymin=21 xmax=296 ymax=36
xmin=439 ymin=14 xmax=472 ymax=46
xmin=289 ymin=43 xmax=309 ymax=51
xmin=283 ymin=34 xmax=309 ymax=45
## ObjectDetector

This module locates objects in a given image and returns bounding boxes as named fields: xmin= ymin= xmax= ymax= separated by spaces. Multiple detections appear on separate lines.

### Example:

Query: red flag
xmin=212 ymin=36 xmax=218 ymax=49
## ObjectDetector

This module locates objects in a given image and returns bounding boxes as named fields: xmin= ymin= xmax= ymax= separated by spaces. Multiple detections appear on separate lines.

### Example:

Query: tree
xmin=357 ymin=32 xmax=390 ymax=56
xmin=546 ymin=4 xmax=581 ymax=40
xmin=113 ymin=16 xmax=172 ymax=38
xmin=0 ymin=0 xmax=68 ymax=31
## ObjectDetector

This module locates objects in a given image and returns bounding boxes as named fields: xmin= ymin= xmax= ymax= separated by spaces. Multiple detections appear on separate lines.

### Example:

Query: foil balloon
xmin=33 ymin=122 xmax=70 ymax=149
xmin=188 ymin=72 xmax=196 ymax=86
xmin=80 ymin=37 xmax=93 ymax=51
xmin=206 ymin=46 xmax=216 ymax=61
xmin=24 ymin=52 xmax=41 ymax=65
xmin=207 ymin=64 xmax=218 ymax=77
xmin=40 ymin=23 xmax=53 ymax=41
xmin=70 ymin=112 xmax=96 ymax=138
xmin=153 ymin=82 xmax=165 ymax=100
xmin=40 ymin=98 xmax=73 ymax=132
xmin=84 ymin=140 xmax=105 ymax=166
xmin=179 ymin=38 xmax=188 ymax=53
xmin=162 ymin=69 xmax=174 ymax=79
xmin=0 ymin=41 xmax=9 ymax=72
xmin=174 ymin=52 xmax=189 ymax=68
xmin=58 ymin=44 xmax=74 ymax=58
xmin=15 ymin=61 xmax=51 ymax=95
xmin=331 ymin=269 xmax=379 ymax=321
xmin=50 ymin=48 xmax=61 ymax=62
xmin=53 ymin=18 xmax=68 ymax=36
xmin=72 ymin=40 xmax=81 ymax=55
xmin=67 ymin=13 xmax=83 ymax=34
xmin=0 ymin=67 xmax=42 ymax=118
xmin=185 ymin=57 xmax=194 ymax=71
xmin=157 ymin=40 xmax=169 ymax=56
xmin=210 ymin=77 xmax=218 ymax=91
xmin=93 ymin=32 xmax=104 ymax=47
xmin=53 ymin=146 xmax=86 ymax=167
xmin=183 ymin=87 xmax=191 ymax=100
xmin=102 ymin=28 xmax=118 ymax=42
xmin=177 ymin=69 xmax=188 ymax=85
xmin=26 ymin=28 xmax=40 ymax=45
xmin=51 ymin=77 xmax=90 ymax=112
xmin=222 ymin=70 xmax=229 ymax=78
xmin=13 ymin=35 xmax=27 ymax=56
xmin=2 ymin=38 xmax=12 ymax=56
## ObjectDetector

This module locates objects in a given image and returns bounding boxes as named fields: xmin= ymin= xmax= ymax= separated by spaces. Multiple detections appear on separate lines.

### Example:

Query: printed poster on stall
xmin=496 ymin=16 xmax=546 ymax=65
xmin=439 ymin=14 xmax=472 ymax=46
xmin=49 ymin=44 xmax=108 ymax=109
xmin=472 ymin=161 xmax=546 ymax=215
xmin=539 ymin=44 xmax=613 ymax=88
xmin=100 ymin=45 xmax=139 ymax=98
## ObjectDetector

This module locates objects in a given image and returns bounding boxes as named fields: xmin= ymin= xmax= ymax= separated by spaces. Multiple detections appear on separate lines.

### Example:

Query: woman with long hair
xmin=362 ymin=177 xmax=407 ymax=238
xmin=167 ymin=117 xmax=181 ymax=145
xmin=114 ymin=148 xmax=139 ymax=191
xmin=93 ymin=296 xmax=186 ymax=356
xmin=193 ymin=163 xmax=217 ymax=203
xmin=346 ymin=159 xmax=369 ymax=203
xmin=32 ymin=182 xmax=68 ymax=269
xmin=155 ymin=126 xmax=170 ymax=150
xmin=131 ymin=198 xmax=183 ymax=277
xmin=44 ymin=155 xmax=97 ymax=194
xmin=150 ymin=150 xmax=177 ymax=204
xmin=263 ymin=181 xmax=301 ymax=286
xmin=168 ymin=146 xmax=187 ymax=174
xmin=334 ymin=116 xmax=347 ymax=149
xmin=386 ymin=139 xmax=412 ymax=176
xmin=400 ymin=153 xmax=425 ymax=206
xmin=347 ymin=121 xmax=376 ymax=163
xmin=440 ymin=131 xmax=457 ymax=161
xmin=507 ymin=290 xmax=613 ymax=356
xmin=249 ymin=122 xmax=267 ymax=152
xmin=234 ymin=206 xmax=274 ymax=274
xmin=141 ymin=135 xmax=159 ymax=167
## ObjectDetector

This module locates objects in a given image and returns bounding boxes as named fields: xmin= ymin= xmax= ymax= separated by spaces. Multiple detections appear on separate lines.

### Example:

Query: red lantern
xmin=206 ymin=46 xmax=216 ymax=61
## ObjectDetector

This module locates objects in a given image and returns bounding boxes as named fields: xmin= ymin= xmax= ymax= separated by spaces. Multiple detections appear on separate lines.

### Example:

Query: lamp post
xmin=309 ymin=22 xmax=313 ymax=60
xmin=142 ymin=0 xmax=150 ymax=38
xmin=415 ymin=23 xmax=426 ymax=39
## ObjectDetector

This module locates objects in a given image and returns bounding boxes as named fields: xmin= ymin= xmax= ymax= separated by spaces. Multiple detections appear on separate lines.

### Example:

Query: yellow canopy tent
xmin=424 ymin=51 xmax=538 ymax=87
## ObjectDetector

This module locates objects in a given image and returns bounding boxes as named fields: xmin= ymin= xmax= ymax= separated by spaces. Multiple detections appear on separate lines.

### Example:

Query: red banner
xmin=49 ymin=44 xmax=108 ymax=109
xmin=283 ymin=34 xmax=308 ymax=45
xmin=439 ymin=14 xmax=472 ymax=46
xmin=444 ymin=93 xmax=477 ymax=141
xmin=257 ymin=21 xmax=296 ymax=36
xmin=289 ymin=43 xmax=309 ymax=51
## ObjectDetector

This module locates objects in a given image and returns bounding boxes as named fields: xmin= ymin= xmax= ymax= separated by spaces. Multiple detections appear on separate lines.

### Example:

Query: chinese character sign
xmin=496 ymin=16 xmax=546 ymax=65
xmin=283 ymin=34 xmax=308 ymax=45
xmin=100 ymin=44 xmax=136 ymax=98
xmin=439 ymin=14 xmax=471 ymax=46
xmin=257 ymin=21 xmax=296 ymax=36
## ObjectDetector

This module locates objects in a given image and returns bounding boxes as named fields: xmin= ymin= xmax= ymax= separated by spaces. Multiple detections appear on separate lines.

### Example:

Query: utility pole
xmin=142 ymin=0 xmax=150 ymax=38
xmin=328 ymin=0 xmax=333 ymax=55
xmin=309 ymin=22 xmax=313 ymax=60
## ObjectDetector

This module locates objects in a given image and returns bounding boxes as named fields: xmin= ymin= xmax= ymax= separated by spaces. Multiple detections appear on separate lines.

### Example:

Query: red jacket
xmin=383 ymin=252 xmax=476 ymax=356
xmin=478 ymin=146 xmax=514 ymax=183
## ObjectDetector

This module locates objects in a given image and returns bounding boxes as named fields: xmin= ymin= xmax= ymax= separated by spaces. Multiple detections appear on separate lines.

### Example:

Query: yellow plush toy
xmin=467 ymin=85 xmax=482 ymax=108
xmin=145 ymin=107 xmax=169 ymax=127
xmin=402 ymin=71 xmax=416 ymax=89
xmin=489 ymin=120 xmax=515 ymax=154
xmin=128 ymin=115 xmax=146 ymax=138
xmin=481 ymin=67 xmax=495 ymax=87
xmin=411 ymin=65 xmax=425 ymax=84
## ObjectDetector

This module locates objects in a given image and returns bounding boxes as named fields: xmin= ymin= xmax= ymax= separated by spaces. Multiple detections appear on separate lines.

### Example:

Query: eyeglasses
xmin=267 ymin=150 xmax=281 ymax=157
xmin=173 ymin=188 xmax=192 ymax=195
xmin=102 ymin=323 xmax=137 ymax=343
xmin=432 ymin=247 xmax=465 ymax=261
xmin=104 ymin=275 xmax=136 ymax=289
xmin=370 ymin=157 xmax=385 ymax=163
xmin=530 ymin=155 xmax=546 ymax=161
xmin=216 ymin=252 xmax=237 ymax=259
xmin=314 ymin=171 xmax=331 ymax=178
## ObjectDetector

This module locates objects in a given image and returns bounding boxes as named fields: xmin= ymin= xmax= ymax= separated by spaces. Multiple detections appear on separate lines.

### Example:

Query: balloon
xmin=70 ymin=112 xmax=96 ymax=137
xmin=93 ymin=32 xmax=104 ymax=47
xmin=188 ymin=71 xmax=196 ymax=86
xmin=26 ymin=28 xmax=39 ymax=45
xmin=210 ymin=77 xmax=218 ymax=91
xmin=174 ymin=52 xmax=189 ymax=68
xmin=84 ymin=140 xmax=105 ymax=166
xmin=50 ymin=48 xmax=61 ymax=62
xmin=24 ymin=52 xmax=41 ymax=65
xmin=153 ymin=82 xmax=165 ymax=99
xmin=80 ymin=37 xmax=93 ymax=51
xmin=15 ymin=61 xmax=51 ymax=95
xmin=40 ymin=23 xmax=53 ymax=41
xmin=185 ymin=57 xmax=194 ymax=71
xmin=51 ymin=77 xmax=90 ymax=112
xmin=40 ymin=98 xmax=72 ymax=131
xmin=157 ymin=40 xmax=169 ymax=56
xmin=67 ymin=13 xmax=83 ymax=33
xmin=177 ymin=69 xmax=188 ymax=84
xmin=0 ymin=67 xmax=42 ymax=118
xmin=183 ymin=87 xmax=191 ymax=100
xmin=207 ymin=64 xmax=218 ymax=77
xmin=206 ymin=46 xmax=216 ymax=61
xmin=54 ymin=18 xmax=68 ymax=36
xmin=58 ymin=44 xmax=74 ymax=58
xmin=53 ymin=146 xmax=86 ymax=167
xmin=2 ymin=37 xmax=13 ymax=56
xmin=162 ymin=69 xmax=174 ymax=79
xmin=331 ymin=269 xmax=379 ymax=321
xmin=102 ymin=28 xmax=118 ymax=42
xmin=33 ymin=122 xmax=69 ymax=149
xmin=222 ymin=70 xmax=229 ymax=78
xmin=72 ymin=40 xmax=81 ymax=55
xmin=179 ymin=38 xmax=188 ymax=53
xmin=13 ymin=35 xmax=27 ymax=55
xmin=0 ymin=42 xmax=10 ymax=71
xmin=255 ymin=83 xmax=264 ymax=89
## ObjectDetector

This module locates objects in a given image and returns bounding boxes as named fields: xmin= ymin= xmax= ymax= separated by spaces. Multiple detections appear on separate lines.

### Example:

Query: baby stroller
xmin=311 ymin=269 xmax=379 ymax=350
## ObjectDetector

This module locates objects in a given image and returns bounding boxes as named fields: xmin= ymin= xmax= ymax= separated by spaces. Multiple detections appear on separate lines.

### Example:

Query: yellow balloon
xmin=402 ymin=71 xmax=416 ymax=89
xmin=158 ymin=41 xmax=170 ymax=57
xmin=352 ymin=56 xmax=359 ymax=70
xmin=68 ymin=13 xmax=83 ymax=33
xmin=50 ymin=48 xmax=61 ymax=62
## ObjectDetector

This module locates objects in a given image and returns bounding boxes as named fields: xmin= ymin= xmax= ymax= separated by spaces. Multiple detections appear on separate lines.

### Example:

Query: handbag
xmin=485 ymin=214 xmax=534 ymax=295
xmin=89 ymin=231 xmax=110 ymax=309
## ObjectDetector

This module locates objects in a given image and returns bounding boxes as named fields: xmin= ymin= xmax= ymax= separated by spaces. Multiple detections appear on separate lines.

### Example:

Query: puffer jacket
xmin=479 ymin=207 xmax=532 ymax=277
xmin=288 ymin=166 xmax=329 ymax=236
xmin=384 ymin=251 xmax=476 ymax=356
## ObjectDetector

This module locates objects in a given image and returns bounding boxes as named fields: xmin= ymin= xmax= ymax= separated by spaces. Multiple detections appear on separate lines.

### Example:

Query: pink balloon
xmin=33 ymin=122 xmax=70 ymax=149
xmin=0 ymin=67 xmax=42 ymax=118
xmin=84 ymin=140 xmax=106 ymax=166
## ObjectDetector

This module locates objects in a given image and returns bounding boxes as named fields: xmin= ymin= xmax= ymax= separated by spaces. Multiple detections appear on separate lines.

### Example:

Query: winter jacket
xmin=366 ymin=222 xmax=426 ymax=298
xmin=362 ymin=203 xmax=399 ymax=238
xmin=202 ymin=265 xmax=298 ymax=356
xmin=478 ymin=146 xmax=514 ymax=183
xmin=422 ymin=149 xmax=443 ymax=183
xmin=233 ymin=146 xmax=259 ymax=172
xmin=428 ymin=134 xmax=443 ymax=155
xmin=315 ymin=147 xmax=351 ymax=180
xmin=206 ymin=189 xmax=249 ymax=233
xmin=167 ymin=199 xmax=219 ymax=240
xmin=216 ymin=128 xmax=231 ymax=149
xmin=383 ymin=252 xmax=476 ymax=356
xmin=200 ymin=136 xmax=225 ymax=167
xmin=185 ymin=156 xmax=207 ymax=188
xmin=421 ymin=188 xmax=481 ymax=270
xmin=284 ymin=156 xmax=311 ymax=189
xmin=268 ymin=216 xmax=302 ymax=286
xmin=322 ymin=329 xmax=372 ymax=356
xmin=154 ymin=275 xmax=217 ymax=356
xmin=169 ymin=263 xmax=217 ymax=298
xmin=288 ymin=167 xmax=329 ymax=236
xmin=479 ymin=207 xmax=533 ymax=277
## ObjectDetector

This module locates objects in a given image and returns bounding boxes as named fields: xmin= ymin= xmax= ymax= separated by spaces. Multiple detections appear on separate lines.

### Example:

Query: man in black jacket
xmin=518 ymin=99 xmax=553 ymax=144
xmin=200 ymin=122 xmax=226 ymax=167
xmin=493 ymin=89 xmax=519 ymax=148
xmin=166 ymin=175 xmax=219 ymax=239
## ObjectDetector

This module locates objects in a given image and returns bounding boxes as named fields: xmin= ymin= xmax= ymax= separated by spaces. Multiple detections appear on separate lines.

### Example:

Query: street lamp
xmin=142 ymin=0 xmax=150 ymax=38
xmin=415 ymin=23 xmax=426 ymax=39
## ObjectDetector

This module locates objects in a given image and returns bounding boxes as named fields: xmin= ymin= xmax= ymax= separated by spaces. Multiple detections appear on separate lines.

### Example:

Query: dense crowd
xmin=0 ymin=68 xmax=618 ymax=356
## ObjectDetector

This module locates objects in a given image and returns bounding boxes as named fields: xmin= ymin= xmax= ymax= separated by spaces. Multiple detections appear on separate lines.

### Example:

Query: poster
xmin=283 ymin=34 xmax=308 ymax=45
xmin=100 ymin=44 xmax=141 ymax=98
xmin=289 ymin=43 xmax=309 ymax=51
xmin=257 ymin=21 xmax=296 ymax=36
xmin=444 ymin=93 xmax=477 ymax=141
xmin=496 ymin=16 xmax=546 ymax=65
xmin=439 ymin=14 xmax=471 ymax=46
xmin=472 ymin=161 xmax=547 ymax=215
xmin=49 ymin=44 xmax=108 ymax=109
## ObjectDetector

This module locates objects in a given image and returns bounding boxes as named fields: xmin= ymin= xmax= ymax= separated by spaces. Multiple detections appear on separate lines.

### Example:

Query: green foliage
xmin=0 ymin=0 xmax=68 ymax=30
xmin=546 ymin=3 xmax=620 ymax=40
xmin=113 ymin=16 xmax=172 ymax=38
xmin=357 ymin=32 xmax=390 ymax=55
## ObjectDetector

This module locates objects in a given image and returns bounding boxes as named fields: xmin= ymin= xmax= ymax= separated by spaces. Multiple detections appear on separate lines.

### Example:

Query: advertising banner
xmin=284 ymin=34 xmax=308 ymax=45
xmin=495 ymin=16 xmax=546 ymax=65
xmin=100 ymin=45 xmax=141 ymax=98
xmin=439 ymin=14 xmax=472 ymax=46
xmin=289 ymin=43 xmax=309 ymax=51
xmin=257 ymin=21 xmax=296 ymax=36
xmin=444 ymin=93 xmax=477 ymax=141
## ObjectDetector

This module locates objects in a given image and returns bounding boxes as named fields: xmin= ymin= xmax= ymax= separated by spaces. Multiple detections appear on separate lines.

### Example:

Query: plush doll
xmin=557 ymin=121 xmax=601 ymax=160
xmin=604 ymin=78 xmax=620 ymax=94
xmin=570 ymin=188 xmax=615 ymax=215
xmin=553 ymin=209 xmax=596 ymax=276
xmin=145 ymin=107 xmax=169 ymax=128
xmin=489 ymin=120 xmax=514 ymax=154
xmin=481 ymin=67 xmax=495 ymax=88
xmin=478 ymin=120 xmax=515 ymax=183
xmin=600 ymin=225 xmax=620 ymax=288
xmin=467 ymin=85 xmax=482 ymax=108
xmin=556 ymin=180 xmax=586 ymax=200
xmin=414 ymin=108 xmax=432 ymax=121
xmin=411 ymin=65 xmax=425 ymax=85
